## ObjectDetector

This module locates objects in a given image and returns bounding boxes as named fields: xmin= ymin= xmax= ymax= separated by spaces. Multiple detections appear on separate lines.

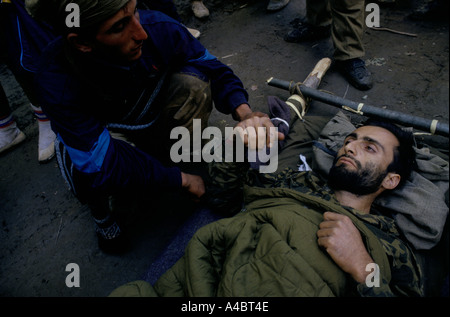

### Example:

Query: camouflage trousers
xmin=109 ymin=72 xmax=213 ymax=165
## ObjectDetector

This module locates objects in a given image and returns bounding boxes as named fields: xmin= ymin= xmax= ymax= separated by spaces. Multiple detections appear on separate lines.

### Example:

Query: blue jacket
xmin=35 ymin=10 xmax=249 ymax=201
xmin=0 ymin=0 xmax=55 ymax=75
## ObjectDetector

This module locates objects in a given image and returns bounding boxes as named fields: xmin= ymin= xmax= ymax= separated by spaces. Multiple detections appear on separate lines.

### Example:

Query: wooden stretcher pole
xmin=244 ymin=58 xmax=332 ymax=149
xmin=266 ymin=76 xmax=449 ymax=137
xmin=283 ymin=57 xmax=332 ymax=119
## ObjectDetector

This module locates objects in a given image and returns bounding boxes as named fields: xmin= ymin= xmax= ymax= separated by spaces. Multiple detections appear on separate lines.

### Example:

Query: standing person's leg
xmin=306 ymin=0 xmax=332 ymax=27
xmin=0 ymin=1 xmax=57 ymax=161
xmin=191 ymin=1 xmax=209 ymax=19
xmin=285 ymin=0 xmax=332 ymax=42
xmin=30 ymin=103 xmax=56 ymax=162
xmin=331 ymin=0 xmax=373 ymax=90
xmin=0 ymin=83 xmax=10 ymax=117
xmin=330 ymin=0 xmax=366 ymax=61
xmin=0 ymin=82 xmax=26 ymax=154
xmin=11 ymin=70 xmax=56 ymax=162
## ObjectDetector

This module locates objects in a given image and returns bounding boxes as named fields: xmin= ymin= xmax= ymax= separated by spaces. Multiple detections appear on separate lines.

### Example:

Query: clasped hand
xmin=235 ymin=111 xmax=285 ymax=150
xmin=317 ymin=212 xmax=374 ymax=283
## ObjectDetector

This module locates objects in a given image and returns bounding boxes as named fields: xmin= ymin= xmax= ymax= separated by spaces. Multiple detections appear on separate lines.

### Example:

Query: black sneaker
xmin=284 ymin=22 xmax=331 ymax=43
xmin=335 ymin=58 xmax=373 ymax=91
xmin=95 ymin=220 xmax=129 ymax=254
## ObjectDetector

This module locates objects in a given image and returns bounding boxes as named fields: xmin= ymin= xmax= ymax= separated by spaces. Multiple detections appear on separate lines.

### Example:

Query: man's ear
xmin=66 ymin=33 xmax=93 ymax=53
xmin=382 ymin=173 xmax=401 ymax=190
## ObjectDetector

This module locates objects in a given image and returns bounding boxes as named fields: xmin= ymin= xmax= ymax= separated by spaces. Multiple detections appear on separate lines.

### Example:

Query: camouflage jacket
xmin=205 ymin=162 xmax=424 ymax=297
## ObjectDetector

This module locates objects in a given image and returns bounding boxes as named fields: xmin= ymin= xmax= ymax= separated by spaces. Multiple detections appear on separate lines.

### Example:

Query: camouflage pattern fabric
xmin=110 ymin=111 xmax=424 ymax=297
xmin=111 ymin=165 xmax=423 ymax=297
xmin=203 ymin=115 xmax=331 ymax=215
xmin=204 ymin=162 xmax=423 ymax=296
xmin=201 ymin=112 xmax=423 ymax=296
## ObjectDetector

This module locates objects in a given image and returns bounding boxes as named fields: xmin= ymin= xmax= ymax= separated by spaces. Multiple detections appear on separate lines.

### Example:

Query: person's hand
xmin=181 ymin=172 xmax=205 ymax=201
xmin=234 ymin=104 xmax=285 ymax=150
xmin=317 ymin=212 xmax=374 ymax=283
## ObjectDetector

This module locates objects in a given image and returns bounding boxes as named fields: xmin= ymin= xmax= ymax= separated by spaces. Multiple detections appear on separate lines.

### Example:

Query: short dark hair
xmin=363 ymin=119 xmax=417 ymax=185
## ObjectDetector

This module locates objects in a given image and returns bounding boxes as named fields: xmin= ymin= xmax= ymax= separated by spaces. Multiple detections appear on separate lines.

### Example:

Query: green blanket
xmin=111 ymin=169 xmax=423 ymax=297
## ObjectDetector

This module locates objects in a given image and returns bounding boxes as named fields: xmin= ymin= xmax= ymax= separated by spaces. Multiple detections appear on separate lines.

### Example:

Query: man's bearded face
xmin=327 ymin=154 xmax=388 ymax=196
xmin=326 ymin=125 xmax=401 ymax=196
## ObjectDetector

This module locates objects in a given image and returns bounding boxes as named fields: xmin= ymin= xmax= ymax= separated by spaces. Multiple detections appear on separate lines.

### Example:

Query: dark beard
xmin=327 ymin=156 xmax=388 ymax=196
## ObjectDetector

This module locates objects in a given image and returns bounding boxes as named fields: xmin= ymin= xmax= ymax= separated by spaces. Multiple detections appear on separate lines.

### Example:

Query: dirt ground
xmin=0 ymin=0 xmax=448 ymax=297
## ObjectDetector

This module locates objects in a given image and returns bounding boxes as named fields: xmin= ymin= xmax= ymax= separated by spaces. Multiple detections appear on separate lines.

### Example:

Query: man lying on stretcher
xmin=111 ymin=98 xmax=424 ymax=296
